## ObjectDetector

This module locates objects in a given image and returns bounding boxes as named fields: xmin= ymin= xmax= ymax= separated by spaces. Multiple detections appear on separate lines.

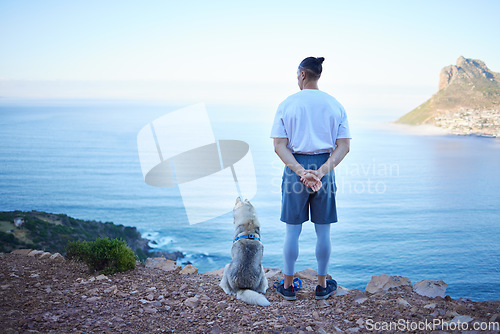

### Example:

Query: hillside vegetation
xmin=0 ymin=211 xmax=152 ymax=260
xmin=397 ymin=57 xmax=500 ymax=136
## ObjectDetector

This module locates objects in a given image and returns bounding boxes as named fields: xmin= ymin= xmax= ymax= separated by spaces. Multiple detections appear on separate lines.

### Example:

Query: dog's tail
xmin=236 ymin=289 xmax=270 ymax=307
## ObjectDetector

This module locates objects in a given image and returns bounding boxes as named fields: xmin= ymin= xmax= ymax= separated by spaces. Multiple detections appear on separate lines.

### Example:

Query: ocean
xmin=0 ymin=100 xmax=499 ymax=301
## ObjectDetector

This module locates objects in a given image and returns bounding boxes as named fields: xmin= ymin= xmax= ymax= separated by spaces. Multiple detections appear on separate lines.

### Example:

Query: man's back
xmin=272 ymin=89 xmax=350 ymax=154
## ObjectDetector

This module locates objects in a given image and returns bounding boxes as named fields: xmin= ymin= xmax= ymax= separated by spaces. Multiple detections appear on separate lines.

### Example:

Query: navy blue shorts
xmin=280 ymin=153 xmax=337 ymax=224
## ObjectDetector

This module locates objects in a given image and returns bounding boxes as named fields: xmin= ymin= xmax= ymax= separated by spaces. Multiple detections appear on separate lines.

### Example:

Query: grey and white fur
xmin=219 ymin=198 xmax=270 ymax=306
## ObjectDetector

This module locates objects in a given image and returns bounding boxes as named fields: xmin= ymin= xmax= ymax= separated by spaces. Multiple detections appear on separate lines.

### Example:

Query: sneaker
xmin=275 ymin=282 xmax=296 ymax=301
xmin=315 ymin=279 xmax=337 ymax=300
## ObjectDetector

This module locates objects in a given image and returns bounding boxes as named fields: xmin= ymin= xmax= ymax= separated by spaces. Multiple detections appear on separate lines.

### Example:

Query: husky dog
xmin=219 ymin=198 xmax=270 ymax=306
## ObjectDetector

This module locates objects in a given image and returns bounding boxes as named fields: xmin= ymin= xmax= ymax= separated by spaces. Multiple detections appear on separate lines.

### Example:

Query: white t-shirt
xmin=270 ymin=89 xmax=351 ymax=154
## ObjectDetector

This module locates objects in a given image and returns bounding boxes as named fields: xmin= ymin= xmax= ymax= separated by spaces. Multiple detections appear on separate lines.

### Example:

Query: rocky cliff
xmin=1 ymin=251 xmax=499 ymax=333
xmin=397 ymin=56 xmax=500 ymax=137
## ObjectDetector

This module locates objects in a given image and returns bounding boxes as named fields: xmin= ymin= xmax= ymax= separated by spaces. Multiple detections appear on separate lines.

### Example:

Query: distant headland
xmin=396 ymin=56 xmax=499 ymax=137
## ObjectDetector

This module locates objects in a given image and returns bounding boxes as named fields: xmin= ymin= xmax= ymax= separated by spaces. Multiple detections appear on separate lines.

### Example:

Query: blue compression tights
xmin=283 ymin=223 xmax=331 ymax=276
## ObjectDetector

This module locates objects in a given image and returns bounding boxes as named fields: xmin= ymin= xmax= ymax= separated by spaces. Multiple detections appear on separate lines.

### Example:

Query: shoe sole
xmin=315 ymin=290 xmax=337 ymax=300
xmin=277 ymin=292 xmax=296 ymax=301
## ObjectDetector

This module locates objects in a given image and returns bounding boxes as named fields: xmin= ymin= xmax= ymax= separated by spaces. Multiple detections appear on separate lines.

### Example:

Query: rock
xmin=423 ymin=303 xmax=436 ymax=309
xmin=145 ymin=287 xmax=156 ymax=292
xmin=295 ymin=268 xmax=318 ymax=281
xmin=447 ymin=315 xmax=474 ymax=324
xmin=145 ymin=257 xmax=181 ymax=272
xmin=39 ymin=252 xmax=52 ymax=259
xmin=139 ymin=299 xmax=150 ymax=304
xmin=96 ymin=274 xmax=109 ymax=281
xmin=103 ymin=285 xmax=118 ymax=293
xmin=210 ymin=325 xmax=223 ymax=334
xmin=86 ymin=296 xmax=101 ymax=302
xmin=413 ymin=280 xmax=447 ymax=298
xmin=184 ymin=296 xmax=199 ymax=308
xmin=179 ymin=264 xmax=198 ymax=275
xmin=490 ymin=313 xmax=500 ymax=323
xmin=29 ymin=273 xmax=39 ymax=278
xmin=28 ymin=250 xmax=44 ymax=257
xmin=335 ymin=286 xmax=350 ymax=296
xmin=203 ymin=268 xmax=225 ymax=278
xmin=353 ymin=293 xmax=368 ymax=304
xmin=397 ymin=298 xmax=411 ymax=307
xmin=49 ymin=253 xmax=64 ymax=261
xmin=305 ymin=326 xmax=313 ymax=332
xmin=11 ymin=249 xmax=32 ymax=255
xmin=144 ymin=307 xmax=158 ymax=314
xmin=316 ymin=300 xmax=329 ymax=307
xmin=365 ymin=274 xmax=411 ymax=294
xmin=146 ymin=293 xmax=154 ymax=300
xmin=264 ymin=268 xmax=282 ymax=279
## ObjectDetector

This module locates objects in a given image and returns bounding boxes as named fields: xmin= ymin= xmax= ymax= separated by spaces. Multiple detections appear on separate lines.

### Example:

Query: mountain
xmin=396 ymin=56 xmax=500 ymax=137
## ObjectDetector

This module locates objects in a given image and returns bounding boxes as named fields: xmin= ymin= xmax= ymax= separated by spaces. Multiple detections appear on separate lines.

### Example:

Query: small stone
xmin=295 ymin=268 xmax=318 ymax=281
xmin=210 ymin=325 xmax=223 ymax=334
xmin=49 ymin=253 xmax=64 ymax=261
xmin=353 ymin=293 xmax=368 ymax=304
xmin=312 ymin=311 xmax=320 ymax=320
xmin=365 ymin=274 xmax=411 ymax=294
xmin=448 ymin=315 xmax=473 ymax=324
xmin=346 ymin=328 xmax=360 ymax=333
xmin=39 ymin=252 xmax=52 ymax=259
xmin=424 ymin=303 xmax=436 ymax=309
xmin=184 ymin=296 xmax=199 ymax=308
xmin=413 ymin=280 xmax=447 ymax=298
xmin=146 ymin=293 xmax=154 ymax=300
xmin=179 ymin=264 xmax=198 ymax=275
xmin=144 ymin=307 xmax=158 ymax=314
xmin=356 ymin=318 xmax=365 ymax=327
xmin=86 ymin=297 xmax=101 ymax=302
xmin=96 ymin=274 xmax=108 ymax=281
xmin=316 ymin=300 xmax=329 ymax=307
xmin=145 ymin=257 xmax=181 ymax=272
xmin=45 ymin=287 xmax=52 ymax=293
xmin=11 ymin=249 xmax=32 ymax=255
xmin=305 ymin=326 xmax=314 ymax=332
xmin=145 ymin=287 xmax=156 ymax=292
xmin=335 ymin=286 xmax=350 ymax=296
xmin=203 ymin=268 xmax=225 ymax=278
xmin=318 ymin=328 xmax=327 ymax=334
xmin=28 ymin=250 xmax=44 ymax=257
xmin=1 ymin=284 xmax=10 ymax=289
xmin=397 ymin=298 xmax=411 ymax=307
xmin=139 ymin=299 xmax=150 ymax=304
xmin=29 ymin=273 xmax=40 ymax=278
xmin=264 ymin=268 xmax=282 ymax=279
xmin=103 ymin=285 xmax=117 ymax=293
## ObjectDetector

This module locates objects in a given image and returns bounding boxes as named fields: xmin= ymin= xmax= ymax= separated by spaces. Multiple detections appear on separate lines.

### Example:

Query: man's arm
xmin=274 ymin=138 xmax=322 ymax=191
xmin=314 ymin=138 xmax=350 ymax=179
xmin=273 ymin=138 xmax=306 ymax=177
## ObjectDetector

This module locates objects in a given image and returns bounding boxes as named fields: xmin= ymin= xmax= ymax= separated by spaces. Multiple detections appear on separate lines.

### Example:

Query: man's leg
xmin=283 ymin=223 xmax=302 ymax=288
xmin=314 ymin=223 xmax=331 ymax=288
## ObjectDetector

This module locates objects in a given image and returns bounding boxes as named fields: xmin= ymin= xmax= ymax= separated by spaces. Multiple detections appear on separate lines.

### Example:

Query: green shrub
xmin=66 ymin=237 xmax=136 ymax=274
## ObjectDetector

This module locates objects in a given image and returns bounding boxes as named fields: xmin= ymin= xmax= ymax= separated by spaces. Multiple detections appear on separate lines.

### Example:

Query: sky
xmin=1 ymin=0 xmax=499 ymax=114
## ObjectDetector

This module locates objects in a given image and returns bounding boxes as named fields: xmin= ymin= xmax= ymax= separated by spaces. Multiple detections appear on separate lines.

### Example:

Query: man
xmin=270 ymin=56 xmax=351 ymax=300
